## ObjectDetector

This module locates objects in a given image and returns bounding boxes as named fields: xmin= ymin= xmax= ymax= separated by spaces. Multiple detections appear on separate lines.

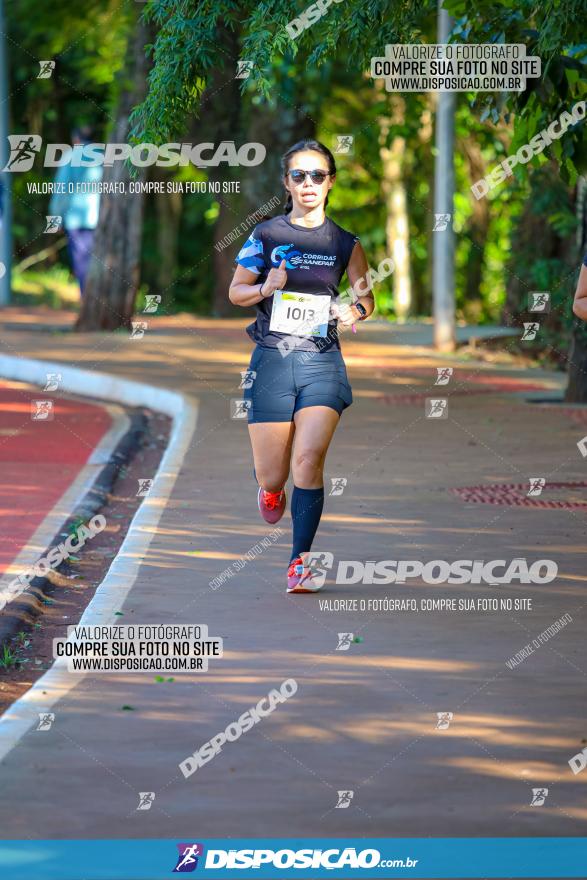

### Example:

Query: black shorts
xmin=243 ymin=346 xmax=353 ymax=423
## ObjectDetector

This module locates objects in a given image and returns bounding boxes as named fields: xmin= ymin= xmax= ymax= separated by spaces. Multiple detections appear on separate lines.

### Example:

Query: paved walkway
xmin=0 ymin=311 xmax=585 ymax=842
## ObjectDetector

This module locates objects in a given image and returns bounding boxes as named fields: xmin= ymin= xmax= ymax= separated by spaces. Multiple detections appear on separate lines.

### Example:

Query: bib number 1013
xmin=286 ymin=305 xmax=315 ymax=323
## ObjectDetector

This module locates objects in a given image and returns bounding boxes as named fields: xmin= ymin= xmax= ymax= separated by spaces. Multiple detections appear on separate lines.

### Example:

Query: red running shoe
xmin=257 ymin=487 xmax=286 ymax=524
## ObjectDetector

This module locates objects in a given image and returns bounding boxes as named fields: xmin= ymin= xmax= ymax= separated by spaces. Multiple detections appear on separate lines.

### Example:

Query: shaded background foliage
xmin=5 ymin=0 xmax=587 ymax=366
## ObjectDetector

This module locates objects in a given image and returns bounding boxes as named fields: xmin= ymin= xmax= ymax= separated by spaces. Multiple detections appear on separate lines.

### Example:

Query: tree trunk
xmin=379 ymin=97 xmax=412 ymax=322
xmin=196 ymin=25 xmax=245 ymax=317
xmin=461 ymin=138 xmax=489 ymax=317
xmin=155 ymin=185 xmax=182 ymax=298
xmin=75 ymin=18 xmax=149 ymax=331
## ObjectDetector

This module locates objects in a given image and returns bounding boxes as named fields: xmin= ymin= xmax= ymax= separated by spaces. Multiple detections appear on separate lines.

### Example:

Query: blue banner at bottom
xmin=0 ymin=838 xmax=586 ymax=879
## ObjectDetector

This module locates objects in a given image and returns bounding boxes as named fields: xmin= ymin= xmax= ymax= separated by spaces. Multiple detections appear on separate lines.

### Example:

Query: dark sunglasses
xmin=288 ymin=169 xmax=330 ymax=185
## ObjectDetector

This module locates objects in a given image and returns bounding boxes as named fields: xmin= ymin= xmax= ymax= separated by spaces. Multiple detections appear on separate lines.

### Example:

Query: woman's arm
xmin=229 ymin=264 xmax=265 ymax=307
xmin=229 ymin=260 xmax=288 ymax=308
xmin=346 ymin=242 xmax=375 ymax=319
xmin=572 ymin=264 xmax=587 ymax=322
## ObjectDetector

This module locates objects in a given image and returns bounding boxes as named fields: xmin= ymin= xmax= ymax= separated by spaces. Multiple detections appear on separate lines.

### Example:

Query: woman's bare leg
xmin=248 ymin=421 xmax=295 ymax=492
xmin=291 ymin=406 xmax=340 ymax=489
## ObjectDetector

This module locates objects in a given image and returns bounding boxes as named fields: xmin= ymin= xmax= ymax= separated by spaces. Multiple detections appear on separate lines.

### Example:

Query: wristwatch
xmin=353 ymin=302 xmax=368 ymax=320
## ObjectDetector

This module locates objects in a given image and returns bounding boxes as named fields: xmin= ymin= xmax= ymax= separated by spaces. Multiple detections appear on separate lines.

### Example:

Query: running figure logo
xmin=37 ymin=60 xmax=55 ymax=79
xmin=336 ymin=633 xmax=354 ymax=651
xmin=435 ymin=712 xmax=453 ymax=730
xmin=239 ymin=370 xmax=256 ymax=390
xmin=521 ymin=322 xmax=539 ymax=341
xmin=334 ymin=135 xmax=354 ymax=155
xmin=44 ymin=215 xmax=62 ymax=233
xmin=36 ymin=712 xmax=55 ymax=731
xmin=434 ymin=367 xmax=453 ymax=386
xmin=137 ymin=478 xmax=153 ymax=497
xmin=3 ymin=134 xmax=42 ymax=172
xmin=529 ymin=292 xmax=550 ymax=313
xmin=131 ymin=321 xmax=148 ymax=339
xmin=231 ymin=399 xmax=251 ymax=419
xmin=43 ymin=372 xmax=62 ymax=392
xmin=143 ymin=294 xmax=161 ymax=314
xmin=329 ymin=477 xmax=347 ymax=496
xmin=304 ymin=551 xmax=334 ymax=587
xmin=530 ymin=788 xmax=548 ymax=806
xmin=31 ymin=400 xmax=54 ymax=421
xmin=433 ymin=213 xmax=452 ymax=232
xmin=527 ymin=477 xmax=546 ymax=497
xmin=173 ymin=843 xmax=204 ymax=872
xmin=136 ymin=792 xmax=155 ymax=811
xmin=335 ymin=790 xmax=354 ymax=808
xmin=426 ymin=398 xmax=448 ymax=419
xmin=236 ymin=60 xmax=253 ymax=79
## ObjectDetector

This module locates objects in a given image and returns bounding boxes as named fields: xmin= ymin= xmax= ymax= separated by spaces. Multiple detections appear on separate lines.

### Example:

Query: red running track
xmin=0 ymin=382 xmax=112 ymax=576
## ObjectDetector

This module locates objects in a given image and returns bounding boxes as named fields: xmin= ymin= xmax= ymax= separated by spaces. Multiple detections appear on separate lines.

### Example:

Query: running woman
xmin=229 ymin=139 xmax=374 ymax=593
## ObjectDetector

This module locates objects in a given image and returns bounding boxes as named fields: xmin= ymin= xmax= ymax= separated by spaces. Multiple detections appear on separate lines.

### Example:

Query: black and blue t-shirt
xmin=235 ymin=213 xmax=358 ymax=351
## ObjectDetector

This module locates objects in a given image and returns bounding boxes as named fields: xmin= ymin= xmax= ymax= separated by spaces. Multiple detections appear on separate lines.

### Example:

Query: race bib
xmin=269 ymin=291 xmax=331 ymax=338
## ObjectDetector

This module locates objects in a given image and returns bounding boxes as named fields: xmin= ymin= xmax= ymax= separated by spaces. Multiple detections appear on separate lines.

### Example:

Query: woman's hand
xmin=261 ymin=259 xmax=287 ymax=297
xmin=332 ymin=302 xmax=356 ymax=328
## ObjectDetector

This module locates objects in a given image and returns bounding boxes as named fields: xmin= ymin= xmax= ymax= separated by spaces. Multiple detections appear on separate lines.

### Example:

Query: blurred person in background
xmin=49 ymin=125 xmax=102 ymax=297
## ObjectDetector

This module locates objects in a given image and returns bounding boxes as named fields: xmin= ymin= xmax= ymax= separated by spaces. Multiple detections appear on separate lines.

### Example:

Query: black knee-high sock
xmin=290 ymin=486 xmax=324 ymax=563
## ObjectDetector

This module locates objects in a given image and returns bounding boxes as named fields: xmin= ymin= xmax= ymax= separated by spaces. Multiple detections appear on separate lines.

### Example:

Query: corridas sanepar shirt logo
xmin=270 ymin=243 xmax=336 ymax=270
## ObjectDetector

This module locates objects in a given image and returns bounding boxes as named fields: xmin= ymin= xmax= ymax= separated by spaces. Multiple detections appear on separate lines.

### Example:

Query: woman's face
xmin=284 ymin=150 xmax=334 ymax=211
